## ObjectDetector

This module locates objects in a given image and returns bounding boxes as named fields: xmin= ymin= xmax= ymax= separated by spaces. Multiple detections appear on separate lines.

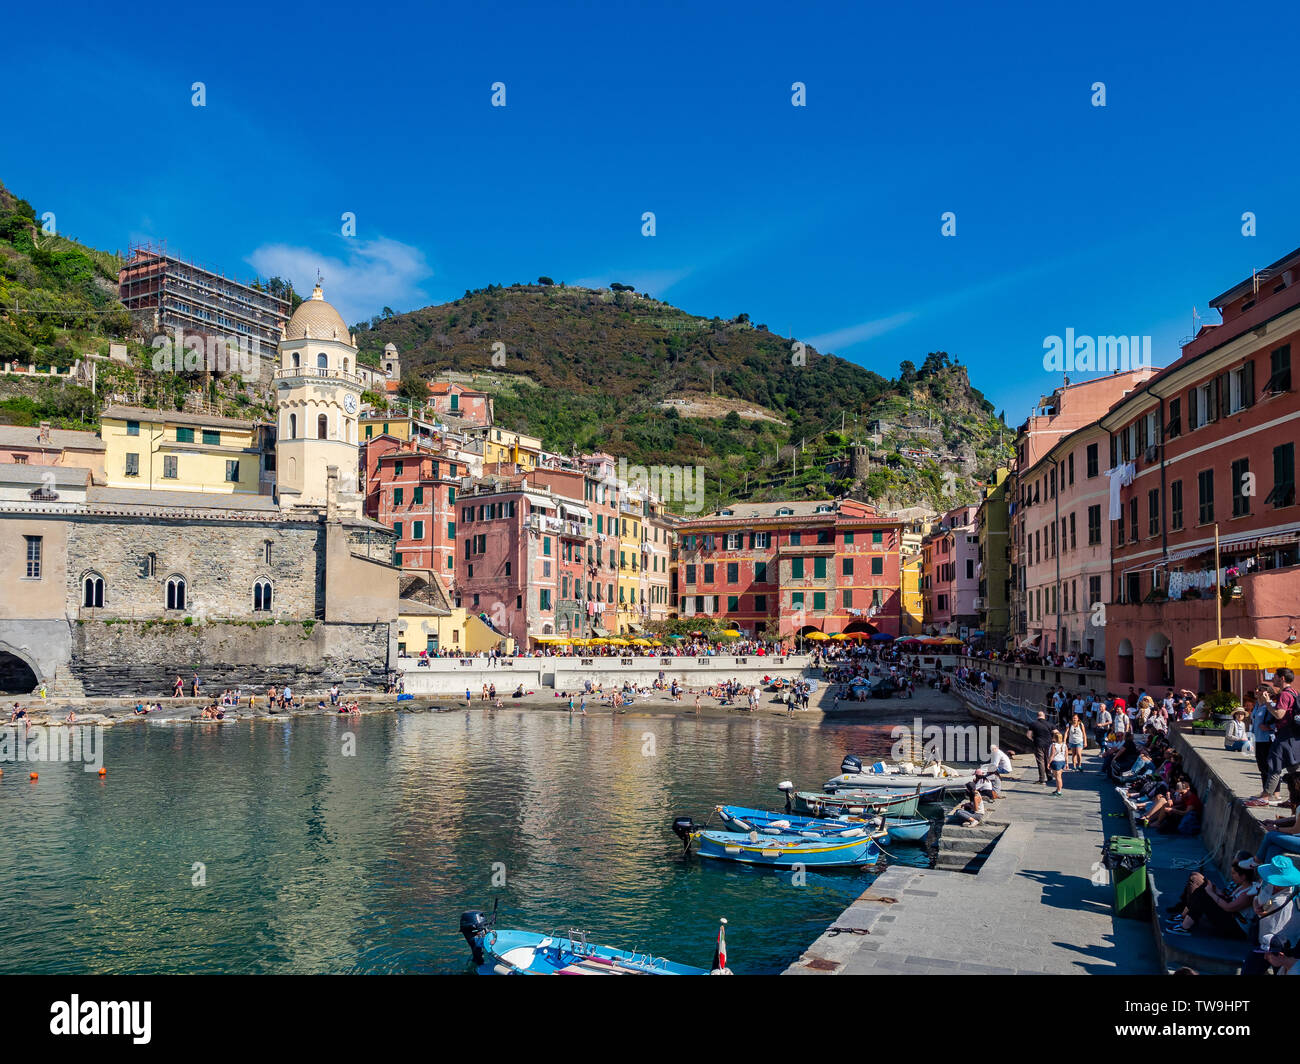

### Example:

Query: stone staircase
xmin=933 ymin=809 xmax=1010 ymax=873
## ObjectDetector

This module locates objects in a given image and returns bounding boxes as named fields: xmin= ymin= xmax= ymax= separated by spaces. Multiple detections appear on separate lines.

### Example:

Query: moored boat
xmin=778 ymin=781 xmax=925 ymax=817
xmin=881 ymin=816 xmax=932 ymax=843
xmin=824 ymin=755 xmax=976 ymax=794
xmin=460 ymin=908 xmax=727 ymax=975
xmin=672 ymin=818 xmax=884 ymax=868
xmin=716 ymin=804 xmax=885 ymax=838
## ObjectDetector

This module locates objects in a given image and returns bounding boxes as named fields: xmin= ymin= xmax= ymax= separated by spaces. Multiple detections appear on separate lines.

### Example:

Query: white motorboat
xmin=824 ymin=755 xmax=977 ymax=794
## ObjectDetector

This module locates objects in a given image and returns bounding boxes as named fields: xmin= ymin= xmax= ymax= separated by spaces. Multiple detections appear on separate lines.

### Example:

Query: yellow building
xmin=615 ymin=492 xmax=645 ymax=633
xmin=398 ymin=603 xmax=509 ymax=655
xmin=900 ymin=550 xmax=925 ymax=635
xmin=100 ymin=405 xmax=269 ymax=496
xmin=481 ymin=426 xmax=542 ymax=471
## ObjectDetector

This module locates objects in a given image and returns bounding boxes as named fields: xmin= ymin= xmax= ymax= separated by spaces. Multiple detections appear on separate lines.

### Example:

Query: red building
xmin=676 ymin=499 xmax=904 ymax=638
xmin=364 ymin=435 xmax=464 ymax=577
xmin=1104 ymin=246 xmax=1300 ymax=692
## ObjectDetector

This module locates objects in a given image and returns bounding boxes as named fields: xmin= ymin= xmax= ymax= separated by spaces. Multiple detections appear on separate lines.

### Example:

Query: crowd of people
xmin=1011 ymin=666 xmax=1300 ymax=974
xmin=405 ymin=636 xmax=789 ymax=663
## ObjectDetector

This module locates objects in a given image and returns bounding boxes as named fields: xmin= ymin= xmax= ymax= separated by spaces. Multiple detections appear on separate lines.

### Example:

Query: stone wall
xmin=68 ymin=618 xmax=392 ymax=697
xmin=67 ymin=514 xmax=324 ymax=620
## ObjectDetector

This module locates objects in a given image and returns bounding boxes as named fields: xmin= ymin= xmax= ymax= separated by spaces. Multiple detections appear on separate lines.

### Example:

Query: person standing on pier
xmin=1249 ymin=669 xmax=1299 ymax=808
xmin=1047 ymin=731 xmax=1067 ymax=795
xmin=1066 ymin=715 xmax=1087 ymax=770
xmin=1093 ymin=698 xmax=1112 ymax=750
xmin=1027 ymin=711 xmax=1054 ymax=785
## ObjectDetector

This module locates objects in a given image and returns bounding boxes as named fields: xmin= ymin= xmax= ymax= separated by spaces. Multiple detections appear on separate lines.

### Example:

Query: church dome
xmin=285 ymin=284 xmax=352 ymax=343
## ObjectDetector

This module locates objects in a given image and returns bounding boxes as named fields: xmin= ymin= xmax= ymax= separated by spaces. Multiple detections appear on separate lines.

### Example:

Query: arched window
xmin=317 ymin=353 xmax=328 ymax=369
xmin=291 ymin=352 xmax=300 ymax=368
xmin=166 ymin=576 xmax=187 ymax=611
xmin=342 ymin=357 xmax=349 ymax=373
xmin=318 ymin=414 xmax=328 ymax=440
xmin=288 ymin=413 xmax=297 ymax=439
xmin=253 ymin=580 xmax=273 ymax=612
xmin=83 ymin=572 xmax=104 ymax=608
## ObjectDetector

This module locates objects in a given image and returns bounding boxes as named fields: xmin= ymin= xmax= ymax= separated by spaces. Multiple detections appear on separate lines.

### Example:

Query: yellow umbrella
xmin=830 ymin=633 xmax=849 ymax=641
xmin=607 ymin=638 xmax=631 ymax=646
xmin=1184 ymin=637 xmax=1292 ymax=670
xmin=804 ymin=631 xmax=829 ymax=641
xmin=631 ymin=638 xmax=652 ymax=646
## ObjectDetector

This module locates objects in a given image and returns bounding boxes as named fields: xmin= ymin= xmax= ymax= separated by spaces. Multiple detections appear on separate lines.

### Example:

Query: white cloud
xmin=247 ymin=237 xmax=433 ymax=326
xmin=805 ymin=311 xmax=918 ymax=352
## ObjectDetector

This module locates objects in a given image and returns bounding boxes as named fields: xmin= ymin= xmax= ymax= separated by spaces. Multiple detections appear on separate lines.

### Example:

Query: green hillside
xmin=354 ymin=284 xmax=1011 ymax=512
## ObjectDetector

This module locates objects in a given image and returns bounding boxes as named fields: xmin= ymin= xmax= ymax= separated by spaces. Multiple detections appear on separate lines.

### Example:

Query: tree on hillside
xmin=398 ymin=375 xmax=428 ymax=401
xmin=722 ymin=410 xmax=741 ymax=430
xmin=898 ymin=359 xmax=917 ymax=385
xmin=538 ymin=276 xmax=554 ymax=286
xmin=918 ymin=351 xmax=951 ymax=379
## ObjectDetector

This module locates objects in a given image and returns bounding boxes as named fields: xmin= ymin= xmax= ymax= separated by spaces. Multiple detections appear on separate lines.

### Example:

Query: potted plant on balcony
xmin=1193 ymin=690 xmax=1241 ymax=731
xmin=1183 ymin=586 xmax=1203 ymax=600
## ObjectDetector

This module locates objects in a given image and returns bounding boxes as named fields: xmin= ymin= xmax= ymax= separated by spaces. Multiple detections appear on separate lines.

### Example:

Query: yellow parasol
xmin=804 ymin=631 xmax=829 ymax=641
xmin=1183 ymin=637 xmax=1293 ymax=670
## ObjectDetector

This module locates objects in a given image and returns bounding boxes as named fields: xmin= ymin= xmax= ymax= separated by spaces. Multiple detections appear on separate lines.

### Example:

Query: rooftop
xmin=0 ymin=424 xmax=106 ymax=452
xmin=100 ymin=405 xmax=258 ymax=431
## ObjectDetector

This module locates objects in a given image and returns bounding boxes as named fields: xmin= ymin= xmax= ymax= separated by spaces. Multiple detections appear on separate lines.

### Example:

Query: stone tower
xmin=275 ymin=284 xmax=364 ymax=515
xmin=382 ymin=342 xmax=401 ymax=382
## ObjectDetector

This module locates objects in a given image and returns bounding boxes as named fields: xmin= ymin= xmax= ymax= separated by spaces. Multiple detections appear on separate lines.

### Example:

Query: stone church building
xmin=0 ymin=286 xmax=400 ymax=696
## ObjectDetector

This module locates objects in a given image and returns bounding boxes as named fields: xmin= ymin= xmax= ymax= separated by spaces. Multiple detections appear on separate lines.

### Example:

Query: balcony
xmin=275 ymin=366 xmax=366 ymax=388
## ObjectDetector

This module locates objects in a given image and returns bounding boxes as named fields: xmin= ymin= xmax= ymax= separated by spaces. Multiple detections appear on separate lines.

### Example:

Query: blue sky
xmin=4 ymin=0 xmax=1298 ymax=424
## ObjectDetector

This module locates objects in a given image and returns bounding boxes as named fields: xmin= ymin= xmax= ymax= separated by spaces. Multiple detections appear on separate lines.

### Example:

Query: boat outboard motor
xmin=777 ymin=781 xmax=794 ymax=812
xmin=460 ymin=910 xmax=491 ymax=965
xmin=841 ymin=754 xmax=863 ymax=776
xmin=672 ymin=816 xmax=696 ymax=854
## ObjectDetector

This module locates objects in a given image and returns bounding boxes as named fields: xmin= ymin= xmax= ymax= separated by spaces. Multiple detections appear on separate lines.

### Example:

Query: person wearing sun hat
xmin=1225 ymin=707 xmax=1249 ymax=752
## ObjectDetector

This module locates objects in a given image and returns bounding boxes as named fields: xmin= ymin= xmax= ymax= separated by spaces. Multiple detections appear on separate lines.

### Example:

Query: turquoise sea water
xmin=0 ymin=710 xmax=932 ymax=974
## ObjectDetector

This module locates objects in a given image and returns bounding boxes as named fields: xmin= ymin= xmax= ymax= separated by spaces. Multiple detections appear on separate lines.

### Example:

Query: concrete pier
xmin=784 ymin=753 xmax=1161 ymax=975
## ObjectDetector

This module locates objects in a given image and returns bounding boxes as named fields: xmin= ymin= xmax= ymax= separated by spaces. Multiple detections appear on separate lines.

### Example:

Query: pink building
xmin=921 ymin=504 xmax=978 ymax=634
xmin=427 ymin=382 xmax=493 ymax=427
xmin=1010 ymin=371 xmax=1155 ymax=652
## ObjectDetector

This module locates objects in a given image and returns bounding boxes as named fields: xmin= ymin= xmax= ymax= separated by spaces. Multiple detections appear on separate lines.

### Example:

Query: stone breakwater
xmin=63 ymin=619 xmax=391 ymax=697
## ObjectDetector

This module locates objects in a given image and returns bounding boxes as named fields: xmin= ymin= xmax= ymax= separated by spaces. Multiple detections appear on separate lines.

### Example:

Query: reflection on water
xmin=0 ymin=710 xmax=932 ymax=974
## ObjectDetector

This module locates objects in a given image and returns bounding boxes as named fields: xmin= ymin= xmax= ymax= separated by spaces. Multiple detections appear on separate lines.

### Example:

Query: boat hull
xmin=717 ymin=805 xmax=883 ymax=838
xmin=825 ymin=771 xmax=975 ymax=793
xmin=473 ymin=929 xmax=708 ymax=975
xmin=791 ymin=790 xmax=922 ymax=817
xmin=695 ymin=829 xmax=882 ymax=868
xmin=882 ymin=817 xmax=932 ymax=843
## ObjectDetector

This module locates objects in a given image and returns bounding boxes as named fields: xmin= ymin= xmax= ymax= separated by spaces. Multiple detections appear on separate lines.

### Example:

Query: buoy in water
xmin=29 ymin=772 xmax=38 ymax=781
xmin=98 ymin=767 xmax=107 ymax=776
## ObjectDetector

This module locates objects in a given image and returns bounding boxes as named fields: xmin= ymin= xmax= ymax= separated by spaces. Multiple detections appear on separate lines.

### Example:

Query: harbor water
xmin=0 ymin=709 xmax=934 ymax=974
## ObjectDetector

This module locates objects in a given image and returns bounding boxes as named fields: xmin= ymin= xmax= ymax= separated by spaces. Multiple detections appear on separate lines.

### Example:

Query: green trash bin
xmin=1103 ymin=836 xmax=1151 ymax=919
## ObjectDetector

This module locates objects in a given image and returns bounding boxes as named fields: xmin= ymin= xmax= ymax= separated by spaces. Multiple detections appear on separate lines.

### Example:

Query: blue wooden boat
xmin=460 ymin=909 xmax=723 ymax=975
xmin=673 ymin=818 xmax=884 ymax=868
xmin=716 ymin=804 xmax=885 ymax=837
xmin=718 ymin=802 xmax=930 ymax=844
xmin=881 ymin=817 xmax=931 ymax=843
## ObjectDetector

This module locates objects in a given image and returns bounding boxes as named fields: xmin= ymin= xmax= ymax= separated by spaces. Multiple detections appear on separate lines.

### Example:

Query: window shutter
xmin=1243 ymin=359 xmax=1255 ymax=408
xmin=1110 ymin=434 xmax=1118 ymax=468
xmin=1187 ymin=387 xmax=1198 ymax=430
xmin=1219 ymin=373 xmax=1230 ymax=419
